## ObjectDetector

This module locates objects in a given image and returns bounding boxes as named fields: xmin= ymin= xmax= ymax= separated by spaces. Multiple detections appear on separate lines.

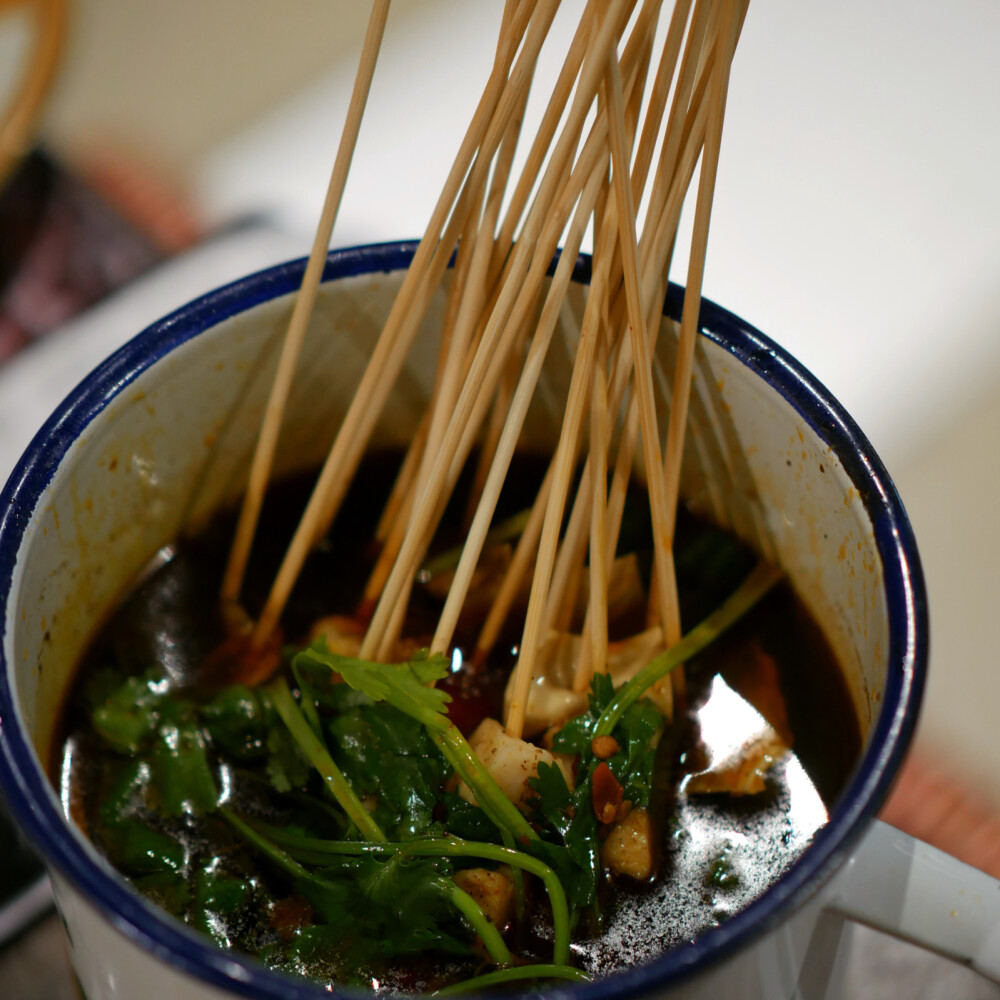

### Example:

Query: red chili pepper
xmin=592 ymin=761 xmax=624 ymax=824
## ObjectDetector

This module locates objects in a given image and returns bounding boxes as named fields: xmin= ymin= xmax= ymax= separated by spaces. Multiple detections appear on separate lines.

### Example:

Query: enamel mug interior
xmin=0 ymin=243 xmax=926 ymax=999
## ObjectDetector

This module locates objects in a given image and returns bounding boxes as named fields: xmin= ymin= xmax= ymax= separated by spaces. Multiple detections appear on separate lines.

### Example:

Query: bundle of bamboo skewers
xmin=218 ymin=0 xmax=748 ymax=743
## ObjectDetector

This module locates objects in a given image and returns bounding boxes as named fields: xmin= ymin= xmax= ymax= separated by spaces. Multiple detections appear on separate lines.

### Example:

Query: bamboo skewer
xmin=419 ymin=64 xmax=530 ymax=490
xmin=309 ymin=0 xmax=551 ymax=539
xmin=368 ymin=112 xmax=616 ymax=659
xmin=430 ymin=158 xmax=609 ymax=657
xmin=604 ymin=30 xmax=682 ymax=655
xmin=220 ymin=0 xmax=392 ymax=607
xmin=534 ymin=2 xmax=699 ymax=642
xmin=358 ymin=169 xmax=491 ymax=619
xmin=360 ymin=8 xmax=535 ymax=631
xmin=555 ymin=2 xmax=726 ymax=678
xmin=587 ymin=322 xmax=611 ymax=678
xmin=648 ymin=2 xmax=745 ymax=704
xmin=474 ymin=461 xmax=554 ymax=663
xmin=369 ymin=0 xmax=528 ymax=555
xmin=489 ymin=0 xmax=610 ymax=281
xmin=545 ymin=22 xmax=656 ymax=640
xmin=433 ymin=5 xmax=663 ymax=657
xmin=252 ymin=180 xmax=474 ymax=645
xmin=367 ymin=88 xmax=580 ymax=661
xmin=226 ymin=0 xmax=750 ymax=739
xmin=504 ymin=43 xmax=657 ymax=730
xmin=454 ymin=89 xmax=535 ymax=532
xmin=250 ymin=0 xmax=553 ymax=647
xmin=631 ymin=4 xmax=740 ymax=646
xmin=358 ymin=0 xmax=644 ymax=660
xmin=374 ymin=412 xmax=428 ymax=545
xmin=507 ymin=10 xmax=668 ymax=644
xmin=551 ymin=3 xmax=725 ymax=694
xmin=661 ymin=3 xmax=742 ymax=545
xmin=462 ymin=350 xmax=520 ymax=533
xmin=505 ymin=237 xmax=617 ymax=738
xmin=573 ymin=392 xmax=642 ymax=690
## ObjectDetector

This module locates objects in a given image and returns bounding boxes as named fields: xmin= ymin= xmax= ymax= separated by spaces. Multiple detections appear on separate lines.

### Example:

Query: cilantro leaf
xmin=551 ymin=673 xmax=664 ymax=808
xmin=200 ymin=684 xmax=267 ymax=760
xmin=296 ymin=854 xmax=473 ymax=969
xmin=108 ymin=824 xmax=186 ymax=875
xmin=98 ymin=757 xmax=152 ymax=827
xmin=439 ymin=790 xmax=499 ymax=843
xmin=551 ymin=673 xmax=615 ymax=757
xmin=258 ymin=687 xmax=312 ymax=793
xmin=326 ymin=699 xmax=449 ymax=839
xmin=91 ymin=670 xmax=167 ymax=754
xmin=295 ymin=644 xmax=536 ymax=846
xmin=613 ymin=701 xmax=662 ymax=807
xmin=529 ymin=673 xmax=666 ymax=909
xmin=527 ymin=763 xmax=600 ymax=911
xmin=151 ymin=700 xmax=218 ymax=817
xmin=294 ymin=644 xmax=452 ymax=730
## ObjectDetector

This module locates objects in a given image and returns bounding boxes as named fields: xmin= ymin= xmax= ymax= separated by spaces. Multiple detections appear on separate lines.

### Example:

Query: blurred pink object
xmin=0 ymin=148 xmax=199 ymax=364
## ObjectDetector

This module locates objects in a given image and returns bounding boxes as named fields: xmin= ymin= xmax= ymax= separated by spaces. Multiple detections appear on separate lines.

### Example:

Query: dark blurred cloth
xmin=0 ymin=149 xmax=167 ymax=364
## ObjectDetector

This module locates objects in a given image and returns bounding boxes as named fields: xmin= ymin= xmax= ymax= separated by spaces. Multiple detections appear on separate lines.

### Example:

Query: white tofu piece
xmin=600 ymin=807 xmax=655 ymax=881
xmin=453 ymin=867 xmax=516 ymax=930
xmin=504 ymin=626 xmax=673 ymax=738
xmin=460 ymin=718 xmax=574 ymax=811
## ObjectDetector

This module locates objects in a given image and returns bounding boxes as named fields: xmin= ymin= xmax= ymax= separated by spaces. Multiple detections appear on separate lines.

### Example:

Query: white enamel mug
xmin=0 ymin=243 xmax=997 ymax=999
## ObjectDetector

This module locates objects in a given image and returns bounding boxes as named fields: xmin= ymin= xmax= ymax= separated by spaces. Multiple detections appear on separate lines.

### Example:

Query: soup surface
xmin=55 ymin=451 xmax=860 ymax=993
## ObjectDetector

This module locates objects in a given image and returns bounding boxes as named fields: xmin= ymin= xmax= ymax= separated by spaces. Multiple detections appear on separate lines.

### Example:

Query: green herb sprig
xmin=292 ymin=647 xmax=537 ymax=846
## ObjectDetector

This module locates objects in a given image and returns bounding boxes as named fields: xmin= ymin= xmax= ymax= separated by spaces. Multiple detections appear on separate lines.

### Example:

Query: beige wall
xmin=40 ymin=0 xmax=427 ymax=180
xmin=894 ymin=377 xmax=1000 ymax=804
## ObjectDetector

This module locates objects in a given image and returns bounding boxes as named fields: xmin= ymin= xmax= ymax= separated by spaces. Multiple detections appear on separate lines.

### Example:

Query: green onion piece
xmin=431 ymin=964 xmax=591 ymax=995
xmin=442 ymin=880 xmax=513 ymax=967
xmin=267 ymin=676 xmax=385 ymax=842
xmin=595 ymin=561 xmax=782 ymax=736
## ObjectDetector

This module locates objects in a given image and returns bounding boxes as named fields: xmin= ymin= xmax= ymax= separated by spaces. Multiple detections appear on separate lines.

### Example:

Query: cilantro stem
xmin=433 ymin=728 xmax=537 ymax=845
xmin=267 ymin=676 xmax=385 ymax=842
xmin=595 ymin=561 xmax=782 ymax=736
xmin=291 ymin=662 xmax=325 ymax=745
xmin=405 ymin=839 xmax=568 ymax=966
xmin=241 ymin=826 xmax=571 ymax=966
xmin=220 ymin=807 xmax=337 ymax=891
xmin=500 ymin=828 xmax=526 ymax=922
xmin=292 ymin=647 xmax=534 ymax=847
xmin=431 ymin=964 xmax=591 ymax=995
xmin=442 ymin=881 xmax=513 ymax=966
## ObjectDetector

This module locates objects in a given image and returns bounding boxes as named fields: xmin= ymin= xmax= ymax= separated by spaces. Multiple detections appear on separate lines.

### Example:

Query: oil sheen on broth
xmin=55 ymin=451 xmax=860 ymax=991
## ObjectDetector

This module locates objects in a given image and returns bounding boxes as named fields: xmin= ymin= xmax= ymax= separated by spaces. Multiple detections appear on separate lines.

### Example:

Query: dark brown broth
xmin=55 ymin=451 xmax=861 ymax=990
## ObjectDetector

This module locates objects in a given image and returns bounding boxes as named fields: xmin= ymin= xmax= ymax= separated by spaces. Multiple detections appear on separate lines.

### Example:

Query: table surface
xmin=2 ymin=909 xmax=998 ymax=1000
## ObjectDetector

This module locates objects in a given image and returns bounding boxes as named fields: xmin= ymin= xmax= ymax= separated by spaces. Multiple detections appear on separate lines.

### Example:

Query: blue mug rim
xmin=0 ymin=240 xmax=927 ymax=999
